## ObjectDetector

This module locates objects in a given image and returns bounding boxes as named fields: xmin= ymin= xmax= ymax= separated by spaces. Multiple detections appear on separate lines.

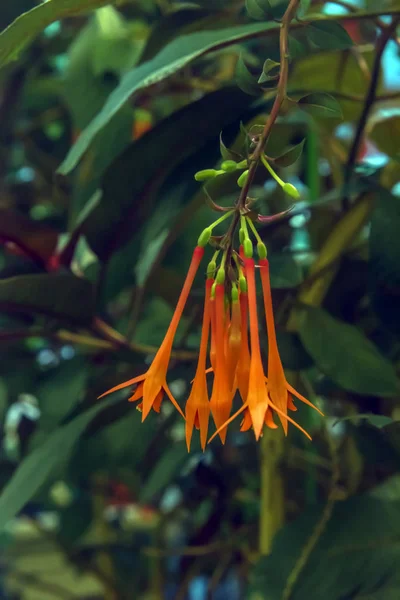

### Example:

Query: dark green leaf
xmin=219 ymin=132 xmax=243 ymax=162
xmin=0 ymin=396 xmax=120 ymax=532
xmin=37 ymin=359 xmax=88 ymax=431
xmin=335 ymin=414 xmax=397 ymax=429
xmin=245 ymin=0 xmax=272 ymax=20
xmin=235 ymin=54 xmax=262 ymax=96
xmin=307 ymin=21 xmax=353 ymax=51
xmin=269 ymin=254 xmax=303 ymax=288
xmin=0 ymin=0 xmax=113 ymax=69
xmin=298 ymin=92 xmax=343 ymax=118
xmin=297 ymin=0 xmax=311 ymax=18
xmin=249 ymin=496 xmax=400 ymax=599
xmin=58 ymin=22 xmax=276 ymax=174
xmin=0 ymin=274 xmax=95 ymax=326
xmin=298 ymin=306 xmax=400 ymax=396
xmin=82 ymin=87 xmax=252 ymax=259
xmin=140 ymin=444 xmax=189 ymax=503
xmin=271 ymin=138 xmax=305 ymax=167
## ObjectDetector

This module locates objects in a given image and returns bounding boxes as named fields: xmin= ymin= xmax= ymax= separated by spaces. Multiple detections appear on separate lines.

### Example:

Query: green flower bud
xmin=207 ymin=260 xmax=217 ymax=278
xmin=239 ymin=228 xmax=245 ymax=244
xmin=239 ymin=275 xmax=248 ymax=293
xmin=221 ymin=160 xmax=238 ymax=172
xmin=243 ymin=239 xmax=253 ymax=258
xmin=197 ymin=227 xmax=212 ymax=247
xmin=231 ymin=284 xmax=239 ymax=303
xmin=257 ymin=242 xmax=267 ymax=259
xmin=237 ymin=169 xmax=249 ymax=188
xmin=282 ymin=182 xmax=300 ymax=199
xmin=194 ymin=169 xmax=218 ymax=182
xmin=216 ymin=267 xmax=225 ymax=284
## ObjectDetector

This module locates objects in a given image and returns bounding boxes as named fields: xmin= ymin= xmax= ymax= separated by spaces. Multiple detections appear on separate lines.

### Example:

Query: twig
xmin=343 ymin=18 xmax=400 ymax=208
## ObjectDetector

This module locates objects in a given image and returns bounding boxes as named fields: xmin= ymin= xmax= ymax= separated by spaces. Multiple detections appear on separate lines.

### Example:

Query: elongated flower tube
xmin=209 ymin=283 xmax=233 ymax=443
xmin=99 ymin=246 xmax=205 ymax=419
xmin=259 ymin=258 xmax=322 ymax=421
xmin=185 ymin=278 xmax=213 ymax=451
xmin=226 ymin=285 xmax=242 ymax=392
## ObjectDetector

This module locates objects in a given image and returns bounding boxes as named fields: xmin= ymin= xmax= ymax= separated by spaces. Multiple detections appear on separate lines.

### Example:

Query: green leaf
xmin=140 ymin=444 xmax=189 ymax=503
xmin=0 ymin=0 xmax=114 ymax=70
xmin=245 ymin=0 xmax=273 ymax=21
xmin=249 ymin=496 xmax=400 ymax=599
xmin=58 ymin=22 xmax=275 ymax=174
xmin=298 ymin=92 xmax=343 ymax=119
xmin=37 ymin=359 xmax=88 ymax=431
xmin=334 ymin=414 xmax=397 ymax=429
xmin=235 ymin=54 xmax=261 ymax=96
xmin=258 ymin=58 xmax=280 ymax=84
xmin=369 ymin=191 xmax=400 ymax=334
xmin=271 ymin=139 xmax=305 ymax=168
xmin=297 ymin=0 xmax=312 ymax=18
xmin=81 ymin=87 xmax=252 ymax=259
xmin=0 ymin=273 xmax=95 ymax=325
xmin=219 ymin=132 xmax=243 ymax=162
xmin=298 ymin=306 xmax=400 ymax=397
xmin=307 ymin=21 xmax=353 ymax=51
xmin=370 ymin=115 xmax=400 ymax=159
xmin=0 ymin=396 xmax=120 ymax=532
xmin=269 ymin=254 xmax=303 ymax=288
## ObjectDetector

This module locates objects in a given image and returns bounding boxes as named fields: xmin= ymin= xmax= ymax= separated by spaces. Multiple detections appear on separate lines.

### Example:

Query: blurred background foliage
xmin=0 ymin=0 xmax=400 ymax=599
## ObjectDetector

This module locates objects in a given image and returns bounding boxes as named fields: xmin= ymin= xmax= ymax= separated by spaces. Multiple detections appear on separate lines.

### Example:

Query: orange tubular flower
xmin=99 ymin=246 xmax=205 ymax=420
xmin=185 ymin=278 xmax=213 ymax=451
xmin=243 ymin=257 xmax=271 ymax=439
xmin=209 ymin=283 xmax=233 ymax=443
xmin=258 ymin=257 xmax=323 ymax=423
xmin=226 ymin=288 xmax=242 ymax=392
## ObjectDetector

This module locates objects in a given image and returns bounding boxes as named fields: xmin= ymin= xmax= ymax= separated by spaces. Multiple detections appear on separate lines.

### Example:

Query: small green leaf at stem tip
xmin=282 ymin=182 xmax=300 ymax=199
xmin=237 ymin=169 xmax=249 ymax=188
xmin=257 ymin=242 xmax=267 ymax=260
xmin=298 ymin=92 xmax=343 ymax=119
xmin=243 ymin=239 xmax=253 ymax=258
xmin=194 ymin=169 xmax=219 ymax=181
xmin=221 ymin=160 xmax=238 ymax=172
xmin=197 ymin=227 xmax=212 ymax=247
xmin=216 ymin=267 xmax=225 ymax=284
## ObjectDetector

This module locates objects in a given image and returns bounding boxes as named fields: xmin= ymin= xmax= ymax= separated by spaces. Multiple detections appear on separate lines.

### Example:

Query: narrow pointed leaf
xmin=298 ymin=306 xmax=400 ymax=396
xmin=298 ymin=92 xmax=343 ymax=119
xmin=235 ymin=54 xmax=262 ymax=96
xmin=272 ymin=139 xmax=305 ymax=167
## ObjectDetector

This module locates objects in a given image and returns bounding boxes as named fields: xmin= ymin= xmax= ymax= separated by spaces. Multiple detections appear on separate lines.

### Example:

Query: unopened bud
xmin=221 ymin=160 xmax=238 ymax=172
xmin=207 ymin=260 xmax=216 ymax=278
xmin=231 ymin=284 xmax=239 ymax=303
xmin=216 ymin=267 xmax=225 ymax=284
xmin=197 ymin=227 xmax=212 ymax=247
xmin=239 ymin=228 xmax=245 ymax=244
xmin=237 ymin=169 xmax=249 ymax=188
xmin=239 ymin=275 xmax=247 ymax=293
xmin=257 ymin=242 xmax=267 ymax=259
xmin=282 ymin=182 xmax=300 ymax=199
xmin=194 ymin=169 xmax=218 ymax=182
xmin=243 ymin=239 xmax=253 ymax=258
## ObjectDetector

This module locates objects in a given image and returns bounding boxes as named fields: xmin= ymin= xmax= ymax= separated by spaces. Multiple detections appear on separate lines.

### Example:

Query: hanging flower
xmin=99 ymin=245 xmax=205 ymax=420
xmin=185 ymin=278 xmax=213 ymax=451
xmin=100 ymin=157 xmax=324 ymax=451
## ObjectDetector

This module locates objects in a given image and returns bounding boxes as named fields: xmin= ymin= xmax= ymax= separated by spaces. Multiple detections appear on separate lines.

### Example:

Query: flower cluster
xmin=99 ymin=210 xmax=322 ymax=452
